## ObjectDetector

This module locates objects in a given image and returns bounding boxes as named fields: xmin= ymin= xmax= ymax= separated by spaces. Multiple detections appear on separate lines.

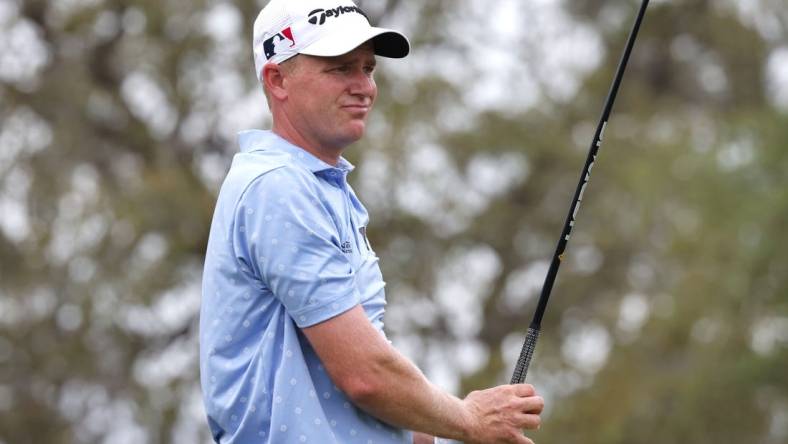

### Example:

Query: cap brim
xmin=299 ymin=26 xmax=410 ymax=59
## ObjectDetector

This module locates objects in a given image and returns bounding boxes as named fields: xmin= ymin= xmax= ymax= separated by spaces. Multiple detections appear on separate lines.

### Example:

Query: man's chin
xmin=343 ymin=121 xmax=367 ymax=142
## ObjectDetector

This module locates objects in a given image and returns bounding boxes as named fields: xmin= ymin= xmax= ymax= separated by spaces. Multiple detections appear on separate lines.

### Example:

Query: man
xmin=200 ymin=0 xmax=544 ymax=443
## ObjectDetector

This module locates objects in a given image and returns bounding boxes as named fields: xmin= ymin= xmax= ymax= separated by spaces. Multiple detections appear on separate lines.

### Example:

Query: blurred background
xmin=1 ymin=0 xmax=787 ymax=442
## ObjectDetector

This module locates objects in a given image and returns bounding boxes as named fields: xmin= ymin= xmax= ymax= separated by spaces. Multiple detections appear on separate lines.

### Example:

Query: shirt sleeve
xmin=232 ymin=166 xmax=361 ymax=328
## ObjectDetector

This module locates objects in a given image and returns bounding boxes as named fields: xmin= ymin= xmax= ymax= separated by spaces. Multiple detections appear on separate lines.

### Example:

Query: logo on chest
xmin=341 ymin=241 xmax=353 ymax=254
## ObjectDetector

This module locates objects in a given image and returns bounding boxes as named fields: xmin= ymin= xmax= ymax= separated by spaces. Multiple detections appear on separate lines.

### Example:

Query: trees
xmin=1 ymin=0 xmax=785 ymax=442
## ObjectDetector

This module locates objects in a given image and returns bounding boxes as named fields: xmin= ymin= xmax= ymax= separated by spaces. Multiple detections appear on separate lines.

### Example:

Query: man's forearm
xmin=302 ymin=306 xmax=473 ymax=441
xmin=347 ymin=342 xmax=471 ymax=441
xmin=303 ymin=306 xmax=543 ymax=443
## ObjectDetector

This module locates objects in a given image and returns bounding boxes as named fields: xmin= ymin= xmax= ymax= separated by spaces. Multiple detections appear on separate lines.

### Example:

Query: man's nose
xmin=348 ymin=70 xmax=376 ymax=98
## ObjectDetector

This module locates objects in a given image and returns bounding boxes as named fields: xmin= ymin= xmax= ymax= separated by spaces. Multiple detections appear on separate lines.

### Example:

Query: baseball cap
xmin=252 ymin=0 xmax=410 ymax=80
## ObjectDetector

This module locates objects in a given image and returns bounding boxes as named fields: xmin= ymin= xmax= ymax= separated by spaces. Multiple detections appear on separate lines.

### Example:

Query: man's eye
xmin=334 ymin=66 xmax=351 ymax=73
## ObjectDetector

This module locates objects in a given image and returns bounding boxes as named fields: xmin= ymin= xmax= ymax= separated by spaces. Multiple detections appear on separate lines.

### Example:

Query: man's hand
xmin=459 ymin=383 xmax=544 ymax=444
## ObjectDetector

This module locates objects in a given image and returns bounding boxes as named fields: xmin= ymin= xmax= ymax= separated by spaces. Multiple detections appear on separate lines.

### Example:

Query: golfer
xmin=200 ymin=0 xmax=544 ymax=443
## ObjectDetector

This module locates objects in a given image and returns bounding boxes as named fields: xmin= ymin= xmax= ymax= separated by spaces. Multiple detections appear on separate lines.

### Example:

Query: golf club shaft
xmin=511 ymin=0 xmax=650 ymax=385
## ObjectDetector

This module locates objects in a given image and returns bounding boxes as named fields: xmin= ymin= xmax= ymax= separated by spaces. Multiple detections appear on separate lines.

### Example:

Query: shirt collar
xmin=237 ymin=129 xmax=355 ymax=174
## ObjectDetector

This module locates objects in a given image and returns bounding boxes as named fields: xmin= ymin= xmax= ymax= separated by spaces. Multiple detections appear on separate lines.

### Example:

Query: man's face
xmin=280 ymin=43 xmax=378 ymax=152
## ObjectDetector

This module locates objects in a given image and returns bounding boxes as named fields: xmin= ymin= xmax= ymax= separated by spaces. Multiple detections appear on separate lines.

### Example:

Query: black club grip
xmin=510 ymin=327 xmax=540 ymax=384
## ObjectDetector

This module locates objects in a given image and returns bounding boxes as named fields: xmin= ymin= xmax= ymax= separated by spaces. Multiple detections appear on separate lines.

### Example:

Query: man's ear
xmin=262 ymin=62 xmax=288 ymax=101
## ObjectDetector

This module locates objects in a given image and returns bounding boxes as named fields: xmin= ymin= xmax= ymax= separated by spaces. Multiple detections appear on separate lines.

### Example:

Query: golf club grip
xmin=510 ymin=327 xmax=540 ymax=384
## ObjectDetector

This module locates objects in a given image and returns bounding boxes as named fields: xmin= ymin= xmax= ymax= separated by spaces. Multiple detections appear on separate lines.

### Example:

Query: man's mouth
xmin=341 ymin=104 xmax=370 ymax=115
xmin=342 ymin=103 xmax=370 ymax=109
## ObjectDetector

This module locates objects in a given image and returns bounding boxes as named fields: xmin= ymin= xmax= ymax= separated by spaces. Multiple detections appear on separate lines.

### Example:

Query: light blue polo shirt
xmin=200 ymin=130 xmax=411 ymax=444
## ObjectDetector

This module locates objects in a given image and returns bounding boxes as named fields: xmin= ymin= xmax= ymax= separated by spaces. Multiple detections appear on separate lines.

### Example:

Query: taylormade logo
xmin=308 ymin=6 xmax=367 ymax=25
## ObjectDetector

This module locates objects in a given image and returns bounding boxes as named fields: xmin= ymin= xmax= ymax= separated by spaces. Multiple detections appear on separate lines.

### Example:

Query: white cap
xmin=252 ymin=0 xmax=410 ymax=80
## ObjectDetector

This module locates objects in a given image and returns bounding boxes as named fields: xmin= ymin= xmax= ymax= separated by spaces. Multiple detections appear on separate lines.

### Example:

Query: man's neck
xmin=271 ymin=121 xmax=343 ymax=166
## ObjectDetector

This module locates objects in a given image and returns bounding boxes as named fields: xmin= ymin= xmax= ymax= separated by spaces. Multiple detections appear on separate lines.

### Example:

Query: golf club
xmin=510 ymin=0 xmax=651 ymax=385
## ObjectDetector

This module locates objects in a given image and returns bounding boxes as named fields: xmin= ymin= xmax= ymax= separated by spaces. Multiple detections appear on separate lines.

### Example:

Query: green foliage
xmin=1 ymin=0 xmax=786 ymax=443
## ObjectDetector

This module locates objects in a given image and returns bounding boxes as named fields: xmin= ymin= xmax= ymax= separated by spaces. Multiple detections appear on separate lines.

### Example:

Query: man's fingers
xmin=511 ymin=383 xmax=535 ymax=397
xmin=514 ymin=412 xmax=541 ymax=430
xmin=521 ymin=395 xmax=544 ymax=414
xmin=509 ymin=394 xmax=544 ymax=415
xmin=516 ymin=435 xmax=535 ymax=444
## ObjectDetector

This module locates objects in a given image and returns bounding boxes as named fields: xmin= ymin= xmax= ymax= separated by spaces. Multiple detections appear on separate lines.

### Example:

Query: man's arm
xmin=302 ymin=305 xmax=544 ymax=444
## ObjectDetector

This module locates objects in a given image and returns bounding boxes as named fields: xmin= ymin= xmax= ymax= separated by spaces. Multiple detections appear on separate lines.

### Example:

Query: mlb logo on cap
xmin=263 ymin=27 xmax=295 ymax=60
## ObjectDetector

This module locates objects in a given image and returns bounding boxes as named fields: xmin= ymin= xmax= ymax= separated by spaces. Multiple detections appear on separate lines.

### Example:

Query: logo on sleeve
xmin=263 ymin=27 xmax=295 ymax=60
